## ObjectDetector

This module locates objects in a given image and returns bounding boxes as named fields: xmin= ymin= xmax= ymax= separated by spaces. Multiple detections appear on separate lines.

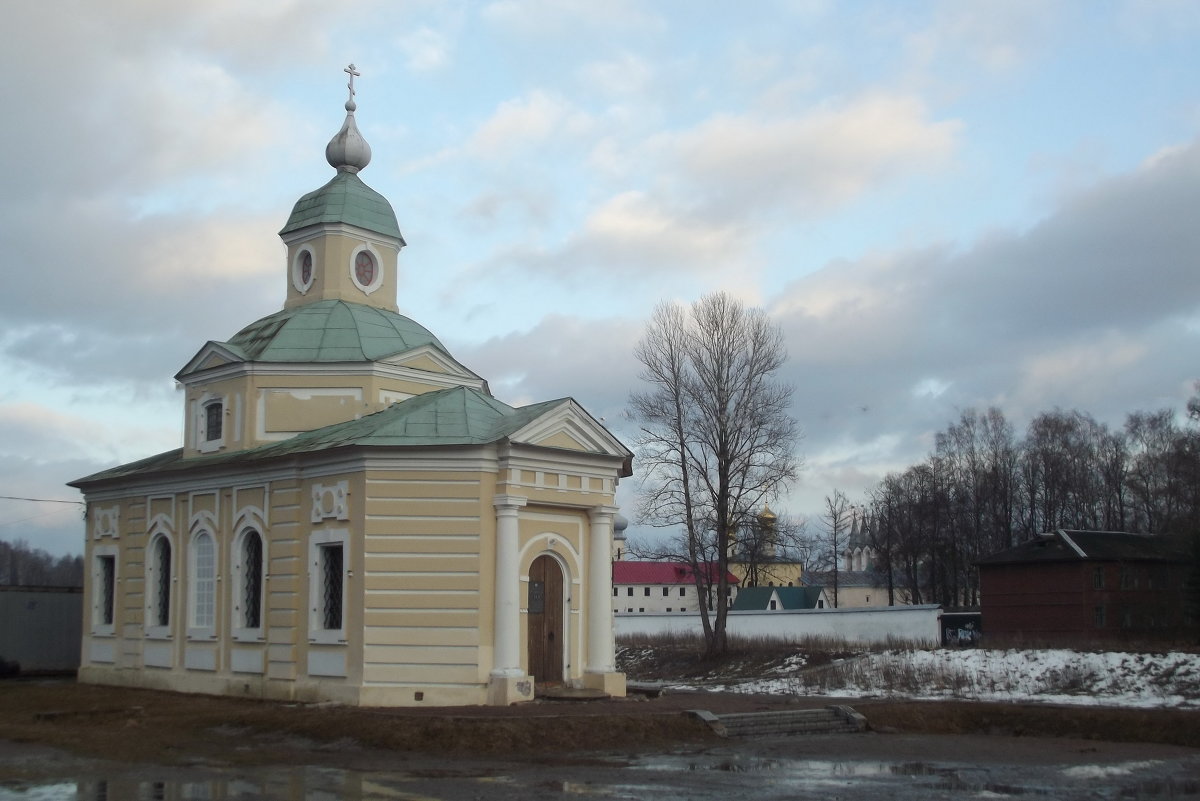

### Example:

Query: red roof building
xmin=612 ymin=561 xmax=739 ymax=614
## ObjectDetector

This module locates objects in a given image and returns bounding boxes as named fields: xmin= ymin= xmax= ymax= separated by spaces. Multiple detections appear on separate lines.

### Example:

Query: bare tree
xmin=628 ymin=293 xmax=800 ymax=656
xmin=821 ymin=491 xmax=851 ymax=607
xmin=865 ymin=393 xmax=1200 ymax=607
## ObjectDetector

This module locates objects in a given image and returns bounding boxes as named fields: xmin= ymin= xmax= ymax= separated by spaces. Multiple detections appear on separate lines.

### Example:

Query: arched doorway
xmin=526 ymin=554 xmax=564 ymax=684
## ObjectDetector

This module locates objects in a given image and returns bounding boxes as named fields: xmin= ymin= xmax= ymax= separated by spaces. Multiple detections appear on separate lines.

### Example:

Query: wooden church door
xmin=527 ymin=555 xmax=564 ymax=684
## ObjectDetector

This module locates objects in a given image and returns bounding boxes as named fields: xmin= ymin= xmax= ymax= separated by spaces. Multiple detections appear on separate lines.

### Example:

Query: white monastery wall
xmin=615 ymin=605 xmax=942 ymax=646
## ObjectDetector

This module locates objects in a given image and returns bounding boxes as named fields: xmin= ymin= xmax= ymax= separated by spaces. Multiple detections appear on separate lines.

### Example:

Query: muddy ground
xmin=0 ymin=642 xmax=1197 ymax=776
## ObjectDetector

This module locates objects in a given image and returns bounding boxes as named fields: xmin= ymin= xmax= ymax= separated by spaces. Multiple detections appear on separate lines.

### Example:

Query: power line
xmin=0 ymin=495 xmax=85 ymax=506
xmin=0 ymin=506 xmax=81 ymax=531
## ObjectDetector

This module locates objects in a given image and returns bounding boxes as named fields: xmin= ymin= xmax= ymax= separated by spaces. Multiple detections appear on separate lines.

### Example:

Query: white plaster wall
xmin=612 ymin=583 xmax=701 ymax=614
xmin=614 ymin=604 xmax=942 ymax=646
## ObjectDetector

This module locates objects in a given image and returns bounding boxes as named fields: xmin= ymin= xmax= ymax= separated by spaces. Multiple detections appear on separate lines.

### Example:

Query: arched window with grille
xmin=190 ymin=531 xmax=216 ymax=636
xmin=146 ymin=533 xmax=173 ymax=635
xmin=237 ymin=529 xmax=264 ymax=633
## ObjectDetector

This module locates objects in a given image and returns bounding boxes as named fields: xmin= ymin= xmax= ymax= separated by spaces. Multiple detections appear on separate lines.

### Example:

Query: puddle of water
xmin=3 ymin=755 xmax=1200 ymax=800
xmin=631 ymin=754 xmax=1200 ymax=799
xmin=0 ymin=784 xmax=76 ymax=801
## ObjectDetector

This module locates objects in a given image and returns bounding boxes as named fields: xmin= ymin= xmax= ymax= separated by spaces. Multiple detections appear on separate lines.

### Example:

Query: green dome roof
xmin=279 ymin=171 xmax=404 ymax=241
xmin=224 ymin=300 xmax=444 ymax=362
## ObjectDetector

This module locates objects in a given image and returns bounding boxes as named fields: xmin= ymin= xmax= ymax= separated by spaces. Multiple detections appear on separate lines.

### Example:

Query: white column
xmin=586 ymin=505 xmax=619 ymax=674
xmin=491 ymin=494 xmax=527 ymax=678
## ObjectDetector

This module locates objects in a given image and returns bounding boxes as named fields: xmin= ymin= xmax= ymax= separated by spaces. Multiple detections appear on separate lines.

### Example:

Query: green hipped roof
xmin=70 ymin=387 xmax=573 ymax=488
xmin=730 ymin=586 xmax=824 ymax=611
xmin=223 ymin=300 xmax=446 ymax=363
xmin=279 ymin=171 xmax=404 ymax=241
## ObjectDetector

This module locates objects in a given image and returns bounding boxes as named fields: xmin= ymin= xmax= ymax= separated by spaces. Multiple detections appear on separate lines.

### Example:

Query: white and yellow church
xmin=70 ymin=69 xmax=631 ymax=707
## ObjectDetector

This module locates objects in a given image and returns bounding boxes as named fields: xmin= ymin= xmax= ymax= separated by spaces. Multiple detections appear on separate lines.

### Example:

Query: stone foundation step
xmin=536 ymin=686 xmax=611 ymax=701
xmin=688 ymin=705 xmax=868 ymax=738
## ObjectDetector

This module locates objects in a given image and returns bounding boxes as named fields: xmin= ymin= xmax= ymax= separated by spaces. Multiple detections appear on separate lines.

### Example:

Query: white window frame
xmin=231 ymin=527 xmax=267 ymax=642
xmin=91 ymin=545 xmax=119 ymax=637
xmin=195 ymin=392 xmax=227 ymax=453
xmin=292 ymin=244 xmax=316 ymax=293
xmin=308 ymin=529 xmax=349 ymax=645
xmin=144 ymin=531 xmax=174 ymax=639
xmin=188 ymin=530 xmax=218 ymax=640
xmin=348 ymin=243 xmax=384 ymax=295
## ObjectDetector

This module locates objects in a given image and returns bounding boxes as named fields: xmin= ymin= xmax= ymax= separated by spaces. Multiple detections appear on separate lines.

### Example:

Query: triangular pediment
xmin=537 ymin=430 xmax=590 ymax=451
xmin=381 ymin=345 xmax=482 ymax=381
xmin=510 ymin=400 xmax=632 ymax=460
xmin=391 ymin=351 xmax=450 ymax=374
xmin=175 ymin=341 xmax=247 ymax=380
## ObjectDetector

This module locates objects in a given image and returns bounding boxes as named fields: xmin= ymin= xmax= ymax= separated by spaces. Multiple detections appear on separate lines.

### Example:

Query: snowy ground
xmin=676 ymin=649 xmax=1200 ymax=709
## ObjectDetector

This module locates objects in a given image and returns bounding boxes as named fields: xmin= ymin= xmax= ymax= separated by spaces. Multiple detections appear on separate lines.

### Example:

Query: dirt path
xmin=2 ymin=678 xmax=1199 ymax=770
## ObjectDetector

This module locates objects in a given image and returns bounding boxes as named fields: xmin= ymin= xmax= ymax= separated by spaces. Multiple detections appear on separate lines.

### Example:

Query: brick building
xmin=978 ymin=530 xmax=1192 ymax=644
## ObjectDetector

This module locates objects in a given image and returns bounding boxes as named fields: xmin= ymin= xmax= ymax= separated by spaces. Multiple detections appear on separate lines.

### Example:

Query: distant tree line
xmin=864 ymin=394 xmax=1200 ymax=608
xmin=0 ymin=539 xmax=84 ymax=587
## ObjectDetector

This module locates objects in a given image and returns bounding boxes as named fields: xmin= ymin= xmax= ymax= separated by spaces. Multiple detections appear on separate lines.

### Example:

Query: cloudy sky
xmin=2 ymin=0 xmax=1199 ymax=556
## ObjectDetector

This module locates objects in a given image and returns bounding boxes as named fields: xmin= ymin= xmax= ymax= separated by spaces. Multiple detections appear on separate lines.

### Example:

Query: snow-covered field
xmin=683 ymin=649 xmax=1200 ymax=709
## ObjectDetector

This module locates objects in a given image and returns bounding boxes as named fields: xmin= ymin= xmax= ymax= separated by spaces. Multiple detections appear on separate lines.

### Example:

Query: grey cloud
xmin=0 ymin=456 xmax=104 ymax=558
xmin=455 ymin=314 xmax=641 ymax=426
xmin=773 ymin=138 xmax=1200 ymax=482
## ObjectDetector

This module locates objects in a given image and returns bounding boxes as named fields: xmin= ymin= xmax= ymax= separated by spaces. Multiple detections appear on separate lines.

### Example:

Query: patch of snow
xmin=673 ymin=649 xmax=1200 ymax=709
xmin=1061 ymin=761 xmax=1161 ymax=778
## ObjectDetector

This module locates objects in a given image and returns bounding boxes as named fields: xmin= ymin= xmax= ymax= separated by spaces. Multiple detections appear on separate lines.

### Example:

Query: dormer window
xmin=195 ymin=393 xmax=227 ymax=453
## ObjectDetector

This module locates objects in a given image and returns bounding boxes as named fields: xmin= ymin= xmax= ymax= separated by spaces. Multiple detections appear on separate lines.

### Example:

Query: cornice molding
xmin=279 ymin=220 xmax=403 ymax=250
xmin=177 ymin=358 xmax=487 ymax=389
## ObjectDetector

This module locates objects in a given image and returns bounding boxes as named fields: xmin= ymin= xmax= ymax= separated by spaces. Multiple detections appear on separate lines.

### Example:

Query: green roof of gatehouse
xmin=279 ymin=171 xmax=404 ymax=241
xmin=731 ymin=586 xmax=824 ymax=611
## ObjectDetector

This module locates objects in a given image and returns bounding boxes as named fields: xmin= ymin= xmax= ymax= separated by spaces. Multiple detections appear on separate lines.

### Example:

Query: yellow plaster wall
xmin=183 ymin=371 xmax=478 ymax=457
xmin=283 ymin=232 xmax=400 ymax=313
xmin=360 ymin=469 xmax=492 ymax=695
xmin=262 ymin=387 xmax=364 ymax=432
xmin=729 ymin=561 xmax=806 ymax=589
